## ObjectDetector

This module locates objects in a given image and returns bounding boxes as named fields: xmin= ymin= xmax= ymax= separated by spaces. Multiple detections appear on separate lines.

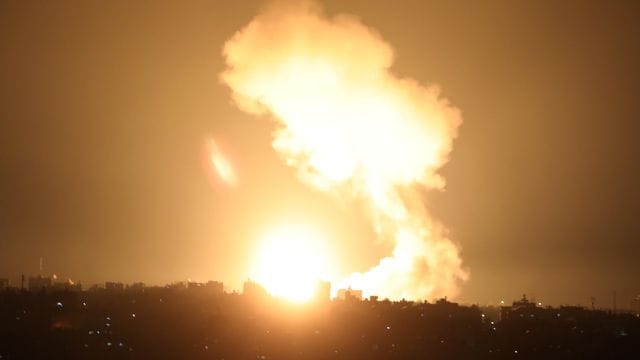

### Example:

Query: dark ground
xmin=1 ymin=287 xmax=639 ymax=359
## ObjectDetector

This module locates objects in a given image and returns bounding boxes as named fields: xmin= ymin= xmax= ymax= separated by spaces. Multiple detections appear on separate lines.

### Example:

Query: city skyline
xmin=0 ymin=271 xmax=635 ymax=311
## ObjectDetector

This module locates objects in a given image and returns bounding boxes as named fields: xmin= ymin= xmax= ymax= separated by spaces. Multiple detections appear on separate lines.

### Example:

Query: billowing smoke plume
xmin=221 ymin=1 xmax=468 ymax=300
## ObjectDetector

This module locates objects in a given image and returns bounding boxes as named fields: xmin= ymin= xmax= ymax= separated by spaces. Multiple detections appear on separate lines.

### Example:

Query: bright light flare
xmin=206 ymin=138 xmax=237 ymax=186
xmin=251 ymin=225 xmax=332 ymax=303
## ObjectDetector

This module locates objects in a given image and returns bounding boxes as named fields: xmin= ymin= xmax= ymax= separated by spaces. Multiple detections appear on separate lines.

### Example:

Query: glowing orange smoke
xmin=222 ymin=1 xmax=468 ymax=300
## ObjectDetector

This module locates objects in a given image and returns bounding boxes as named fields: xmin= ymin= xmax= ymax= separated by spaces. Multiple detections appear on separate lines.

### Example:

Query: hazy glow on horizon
xmin=222 ymin=0 xmax=468 ymax=301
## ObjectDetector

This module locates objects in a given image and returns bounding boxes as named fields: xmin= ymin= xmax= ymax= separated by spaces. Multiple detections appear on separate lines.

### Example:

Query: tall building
xmin=314 ymin=281 xmax=331 ymax=303
xmin=0 ymin=278 xmax=9 ymax=290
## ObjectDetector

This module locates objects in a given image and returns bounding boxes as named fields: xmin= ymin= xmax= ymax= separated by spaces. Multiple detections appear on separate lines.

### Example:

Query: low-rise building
xmin=105 ymin=281 xmax=125 ymax=292
xmin=28 ymin=275 xmax=52 ymax=292
xmin=337 ymin=288 xmax=363 ymax=301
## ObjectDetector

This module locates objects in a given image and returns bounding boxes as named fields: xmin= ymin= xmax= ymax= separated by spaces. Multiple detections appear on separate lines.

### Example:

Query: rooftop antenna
xmin=613 ymin=290 xmax=617 ymax=313
xmin=39 ymin=256 xmax=43 ymax=274
xmin=590 ymin=296 xmax=596 ymax=310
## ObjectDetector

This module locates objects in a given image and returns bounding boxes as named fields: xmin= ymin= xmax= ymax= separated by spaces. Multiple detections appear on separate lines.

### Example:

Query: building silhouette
xmin=128 ymin=282 xmax=146 ymax=291
xmin=27 ymin=275 xmax=52 ymax=292
xmin=313 ymin=280 xmax=331 ymax=303
xmin=337 ymin=288 xmax=363 ymax=301
xmin=51 ymin=279 xmax=81 ymax=292
xmin=243 ymin=280 xmax=268 ymax=299
xmin=187 ymin=280 xmax=224 ymax=296
xmin=105 ymin=281 xmax=125 ymax=292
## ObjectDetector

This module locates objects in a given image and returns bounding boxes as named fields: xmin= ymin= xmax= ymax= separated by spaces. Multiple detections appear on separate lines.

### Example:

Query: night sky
xmin=1 ymin=0 xmax=639 ymax=307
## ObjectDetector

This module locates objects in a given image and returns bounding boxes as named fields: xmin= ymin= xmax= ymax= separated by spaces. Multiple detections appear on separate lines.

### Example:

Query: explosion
xmin=221 ymin=1 xmax=468 ymax=300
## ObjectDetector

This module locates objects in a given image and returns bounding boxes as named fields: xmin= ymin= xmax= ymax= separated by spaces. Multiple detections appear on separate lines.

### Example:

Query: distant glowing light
xmin=206 ymin=138 xmax=237 ymax=186
xmin=250 ymin=225 xmax=333 ymax=302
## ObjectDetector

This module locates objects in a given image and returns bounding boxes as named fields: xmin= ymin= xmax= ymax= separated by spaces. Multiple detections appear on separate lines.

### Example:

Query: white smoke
xmin=221 ymin=0 xmax=468 ymax=300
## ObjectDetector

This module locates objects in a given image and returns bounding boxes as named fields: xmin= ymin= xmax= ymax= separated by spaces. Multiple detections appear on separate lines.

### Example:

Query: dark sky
xmin=1 ymin=0 xmax=639 ymax=307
